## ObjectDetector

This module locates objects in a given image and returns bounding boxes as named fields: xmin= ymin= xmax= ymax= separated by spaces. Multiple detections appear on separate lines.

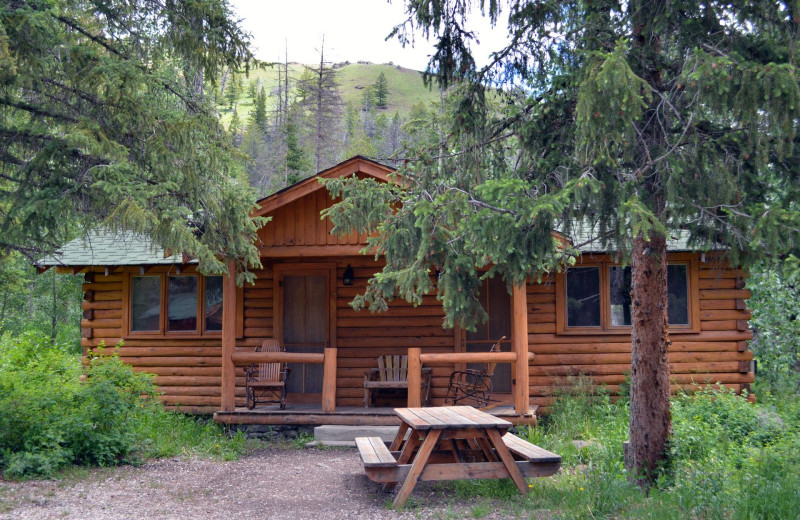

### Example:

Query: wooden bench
xmin=363 ymin=355 xmax=432 ymax=407
xmin=356 ymin=437 xmax=398 ymax=468
xmin=502 ymin=432 xmax=562 ymax=466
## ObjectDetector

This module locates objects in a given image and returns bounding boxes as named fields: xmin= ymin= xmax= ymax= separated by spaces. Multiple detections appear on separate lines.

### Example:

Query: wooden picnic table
xmin=356 ymin=405 xmax=561 ymax=507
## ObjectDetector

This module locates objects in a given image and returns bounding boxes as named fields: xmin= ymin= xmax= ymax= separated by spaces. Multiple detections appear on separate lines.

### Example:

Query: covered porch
xmin=214 ymin=263 xmax=536 ymax=425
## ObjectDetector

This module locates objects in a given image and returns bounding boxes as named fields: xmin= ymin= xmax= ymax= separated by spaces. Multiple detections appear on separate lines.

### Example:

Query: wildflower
xmin=528 ymin=484 xmax=533 ymax=488
xmin=216 ymin=444 xmax=220 ymax=447
xmin=580 ymin=487 xmax=584 ymax=491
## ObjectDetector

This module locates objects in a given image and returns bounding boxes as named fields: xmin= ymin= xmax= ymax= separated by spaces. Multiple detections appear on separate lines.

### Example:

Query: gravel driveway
xmin=0 ymin=447 xmax=540 ymax=520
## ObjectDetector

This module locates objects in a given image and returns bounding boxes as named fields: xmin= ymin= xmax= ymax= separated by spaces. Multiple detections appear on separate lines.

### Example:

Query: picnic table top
xmin=394 ymin=406 xmax=513 ymax=431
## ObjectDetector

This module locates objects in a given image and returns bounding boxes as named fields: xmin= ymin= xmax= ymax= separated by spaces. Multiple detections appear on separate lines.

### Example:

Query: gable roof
xmin=252 ymin=156 xmax=394 ymax=217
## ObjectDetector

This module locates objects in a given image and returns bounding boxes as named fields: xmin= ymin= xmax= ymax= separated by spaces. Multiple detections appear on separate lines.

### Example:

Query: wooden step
xmin=502 ymin=432 xmax=562 ymax=464
xmin=355 ymin=436 xmax=398 ymax=468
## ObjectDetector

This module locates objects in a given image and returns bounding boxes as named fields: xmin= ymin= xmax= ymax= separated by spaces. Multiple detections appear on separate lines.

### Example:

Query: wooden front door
xmin=277 ymin=266 xmax=332 ymax=401
xmin=465 ymin=276 xmax=513 ymax=398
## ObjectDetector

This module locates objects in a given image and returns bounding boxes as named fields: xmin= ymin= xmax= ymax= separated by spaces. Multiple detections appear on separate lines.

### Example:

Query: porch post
xmin=407 ymin=347 xmax=422 ymax=407
xmin=512 ymin=283 xmax=530 ymax=415
xmin=322 ymin=347 xmax=337 ymax=412
xmin=221 ymin=261 xmax=237 ymax=412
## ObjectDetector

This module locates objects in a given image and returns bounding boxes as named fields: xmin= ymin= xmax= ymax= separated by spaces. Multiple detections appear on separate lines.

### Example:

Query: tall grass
xmin=451 ymin=377 xmax=800 ymax=519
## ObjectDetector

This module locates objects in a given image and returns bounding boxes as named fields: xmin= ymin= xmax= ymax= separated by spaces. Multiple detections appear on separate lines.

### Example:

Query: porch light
xmin=343 ymin=264 xmax=354 ymax=286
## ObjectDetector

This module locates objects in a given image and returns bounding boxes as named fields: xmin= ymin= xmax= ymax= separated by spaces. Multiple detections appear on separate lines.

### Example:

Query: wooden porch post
xmin=512 ymin=283 xmax=530 ymax=415
xmin=221 ymin=261 xmax=237 ymax=412
xmin=408 ymin=347 xmax=422 ymax=407
xmin=322 ymin=347 xmax=337 ymax=412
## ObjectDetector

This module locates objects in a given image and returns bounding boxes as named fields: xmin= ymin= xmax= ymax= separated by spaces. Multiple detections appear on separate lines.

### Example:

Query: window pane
xmin=168 ymin=276 xmax=197 ymax=332
xmin=204 ymin=276 xmax=223 ymax=332
xmin=668 ymin=264 xmax=689 ymax=325
xmin=609 ymin=266 xmax=632 ymax=326
xmin=132 ymin=276 xmax=161 ymax=331
xmin=566 ymin=267 xmax=601 ymax=327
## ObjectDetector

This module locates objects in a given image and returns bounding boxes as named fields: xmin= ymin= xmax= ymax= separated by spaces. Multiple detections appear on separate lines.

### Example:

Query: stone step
xmin=311 ymin=425 xmax=400 ymax=447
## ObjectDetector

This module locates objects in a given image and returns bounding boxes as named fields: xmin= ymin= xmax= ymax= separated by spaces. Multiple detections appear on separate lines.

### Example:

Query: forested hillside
xmin=214 ymin=60 xmax=441 ymax=195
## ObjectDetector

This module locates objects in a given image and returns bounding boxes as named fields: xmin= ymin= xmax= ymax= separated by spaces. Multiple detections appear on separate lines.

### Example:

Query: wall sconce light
xmin=342 ymin=264 xmax=354 ymax=286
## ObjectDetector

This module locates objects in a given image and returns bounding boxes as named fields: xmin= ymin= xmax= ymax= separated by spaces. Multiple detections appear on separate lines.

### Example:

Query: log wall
xmin=526 ymin=254 xmax=755 ymax=412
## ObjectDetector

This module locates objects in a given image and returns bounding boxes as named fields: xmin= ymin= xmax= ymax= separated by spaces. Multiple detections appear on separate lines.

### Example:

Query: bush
xmin=0 ymin=332 xmax=246 ymax=478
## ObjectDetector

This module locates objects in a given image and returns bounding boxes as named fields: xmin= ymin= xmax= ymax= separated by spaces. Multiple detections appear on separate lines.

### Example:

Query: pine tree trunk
xmin=627 ymin=230 xmax=671 ymax=487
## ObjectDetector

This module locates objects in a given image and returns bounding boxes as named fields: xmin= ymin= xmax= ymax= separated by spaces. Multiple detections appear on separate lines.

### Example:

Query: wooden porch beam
xmin=408 ymin=348 xmax=422 ymax=407
xmin=322 ymin=347 xmax=337 ymax=413
xmin=258 ymin=244 xmax=372 ymax=258
xmin=221 ymin=261 xmax=237 ymax=412
xmin=512 ymin=283 xmax=530 ymax=415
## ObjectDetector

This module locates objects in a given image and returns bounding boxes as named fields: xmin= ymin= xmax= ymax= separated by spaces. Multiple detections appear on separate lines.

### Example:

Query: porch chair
xmin=245 ymin=339 xmax=290 ymax=410
xmin=445 ymin=336 xmax=505 ymax=408
xmin=363 ymin=354 xmax=432 ymax=407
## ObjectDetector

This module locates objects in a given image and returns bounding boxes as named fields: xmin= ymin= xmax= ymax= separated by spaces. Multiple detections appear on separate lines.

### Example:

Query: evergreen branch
xmin=0 ymin=96 xmax=80 ymax=123
xmin=54 ymin=15 xmax=203 ymax=113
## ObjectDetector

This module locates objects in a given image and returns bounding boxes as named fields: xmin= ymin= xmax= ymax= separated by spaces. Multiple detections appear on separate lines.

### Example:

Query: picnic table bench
xmin=356 ymin=406 xmax=561 ymax=507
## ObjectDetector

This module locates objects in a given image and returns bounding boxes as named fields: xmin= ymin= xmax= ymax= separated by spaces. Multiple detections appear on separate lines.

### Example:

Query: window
xmin=128 ymin=273 xmax=224 ymax=336
xmin=556 ymin=256 xmax=698 ymax=334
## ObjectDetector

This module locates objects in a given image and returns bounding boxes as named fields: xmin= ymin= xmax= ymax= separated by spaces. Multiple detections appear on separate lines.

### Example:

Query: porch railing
xmin=407 ymin=348 xmax=535 ymax=414
xmin=230 ymin=347 xmax=337 ymax=413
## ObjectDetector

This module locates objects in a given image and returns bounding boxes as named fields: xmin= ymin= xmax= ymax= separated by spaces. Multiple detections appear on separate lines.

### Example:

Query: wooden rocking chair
xmin=245 ymin=339 xmax=290 ymax=410
xmin=445 ymin=336 xmax=505 ymax=408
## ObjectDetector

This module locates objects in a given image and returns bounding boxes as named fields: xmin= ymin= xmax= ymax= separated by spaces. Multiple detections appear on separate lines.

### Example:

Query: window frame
xmin=555 ymin=253 xmax=700 ymax=335
xmin=123 ymin=269 xmax=232 ymax=338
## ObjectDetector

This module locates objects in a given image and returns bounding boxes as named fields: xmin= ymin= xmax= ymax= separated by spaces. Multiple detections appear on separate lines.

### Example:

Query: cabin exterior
xmin=41 ymin=157 xmax=755 ymax=425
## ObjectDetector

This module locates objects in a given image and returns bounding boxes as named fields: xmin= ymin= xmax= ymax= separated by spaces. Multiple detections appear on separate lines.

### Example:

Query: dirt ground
xmin=0 ymin=447 xmax=541 ymax=520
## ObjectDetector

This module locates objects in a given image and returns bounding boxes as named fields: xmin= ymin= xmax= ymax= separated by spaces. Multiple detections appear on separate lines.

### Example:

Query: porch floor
xmin=213 ymin=404 xmax=539 ymax=427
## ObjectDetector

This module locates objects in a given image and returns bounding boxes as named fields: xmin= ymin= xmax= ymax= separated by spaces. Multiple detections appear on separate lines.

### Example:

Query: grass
xmin=442 ymin=378 xmax=800 ymax=519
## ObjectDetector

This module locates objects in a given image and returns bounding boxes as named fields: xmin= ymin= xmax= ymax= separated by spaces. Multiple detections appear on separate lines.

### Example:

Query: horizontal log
xmin=529 ymin=372 xmax=755 ymax=386
xmin=92 ymin=328 xmax=122 ymax=338
xmin=528 ymin=303 xmax=555 ymax=314
xmin=231 ymin=351 xmax=325 ymax=365
xmin=90 ymin=346 xmax=221 ymax=357
xmin=338 ymin=337 xmax=456 ymax=348
xmin=701 ymin=320 xmax=737 ymax=331
xmin=338 ymin=327 xmax=453 ymax=338
xmin=83 ymin=282 xmax=122 ymax=292
xmin=698 ymin=278 xmax=738 ymax=290
xmin=81 ymin=300 xmax=121 ymax=310
xmin=244 ymin=318 xmax=271 ymax=328
xmin=81 ymin=318 xmax=121 ymax=329
xmin=529 ymin=330 xmax=752 ymax=343
xmin=94 ymin=291 xmax=122 ymax=301
xmin=531 ymin=361 xmax=742 ymax=376
xmin=245 ymin=298 xmax=271 ymax=309
xmin=243 ymin=327 xmax=273 ymax=338
xmin=244 ymin=307 xmax=273 ymax=318
xmin=337 ymin=317 xmax=447 ymax=328
xmin=160 ymin=395 xmax=220 ymax=406
xmin=243 ymin=288 xmax=273 ymax=299
xmin=700 ymin=299 xmax=737 ymax=310
xmin=701 ymin=310 xmax=751 ymax=321
xmin=699 ymin=289 xmax=751 ymax=300
xmin=420 ymin=352 xmax=534 ymax=365
xmin=698 ymin=268 xmax=744 ymax=279
xmin=120 ymin=356 xmax=221 ymax=367
xmin=533 ymin=350 xmax=751 ymax=366
xmin=526 ymin=293 xmax=555 ymax=304
xmin=338 ymin=306 xmax=444 ymax=318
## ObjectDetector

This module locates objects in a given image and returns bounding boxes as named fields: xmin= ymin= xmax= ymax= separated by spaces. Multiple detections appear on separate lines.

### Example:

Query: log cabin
xmin=39 ymin=156 xmax=755 ymax=426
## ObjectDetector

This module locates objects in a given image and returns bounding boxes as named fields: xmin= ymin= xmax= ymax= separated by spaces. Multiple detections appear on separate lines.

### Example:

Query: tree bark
xmin=628 ymin=230 xmax=671 ymax=487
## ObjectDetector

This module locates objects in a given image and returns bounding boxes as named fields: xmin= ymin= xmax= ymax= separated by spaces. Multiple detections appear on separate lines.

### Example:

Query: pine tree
xmin=373 ymin=71 xmax=389 ymax=107
xmin=229 ymin=107 xmax=242 ymax=146
xmin=328 ymin=0 xmax=800 ymax=486
xmin=252 ymin=86 xmax=268 ymax=132
xmin=0 ymin=0 xmax=264 ymax=278
xmin=298 ymin=37 xmax=344 ymax=172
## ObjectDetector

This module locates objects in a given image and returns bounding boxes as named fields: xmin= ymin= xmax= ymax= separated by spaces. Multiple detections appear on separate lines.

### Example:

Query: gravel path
xmin=0 ymin=447 xmax=540 ymax=520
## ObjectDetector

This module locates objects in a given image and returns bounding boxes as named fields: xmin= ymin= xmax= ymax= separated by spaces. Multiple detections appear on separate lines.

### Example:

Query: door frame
xmin=273 ymin=262 xmax=338 ymax=402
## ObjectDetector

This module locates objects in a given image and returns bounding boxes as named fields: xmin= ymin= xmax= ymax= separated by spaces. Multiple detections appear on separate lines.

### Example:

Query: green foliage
xmin=748 ymin=265 xmax=800 ymax=393
xmin=450 ymin=381 xmax=800 ymax=519
xmin=0 ymin=332 xmax=245 ymax=478
xmin=1 ymin=0 xmax=265 ymax=281
xmin=373 ymin=71 xmax=389 ymax=107
xmin=252 ymin=86 xmax=268 ymax=131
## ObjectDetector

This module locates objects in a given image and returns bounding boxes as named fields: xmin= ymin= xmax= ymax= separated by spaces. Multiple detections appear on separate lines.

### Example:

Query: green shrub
xmin=0 ymin=332 xmax=246 ymax=478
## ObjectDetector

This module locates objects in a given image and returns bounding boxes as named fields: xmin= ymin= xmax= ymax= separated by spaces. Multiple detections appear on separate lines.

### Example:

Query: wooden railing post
xmin=221 ymin=261 xmax=237 ymax=412
xmin=408 ymin=347 xmax=422 ymax=407
xmin=322 ymin=347 xmax=337 ymax=413
xmin=512 ymin=283 xmax=530 ymax=415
